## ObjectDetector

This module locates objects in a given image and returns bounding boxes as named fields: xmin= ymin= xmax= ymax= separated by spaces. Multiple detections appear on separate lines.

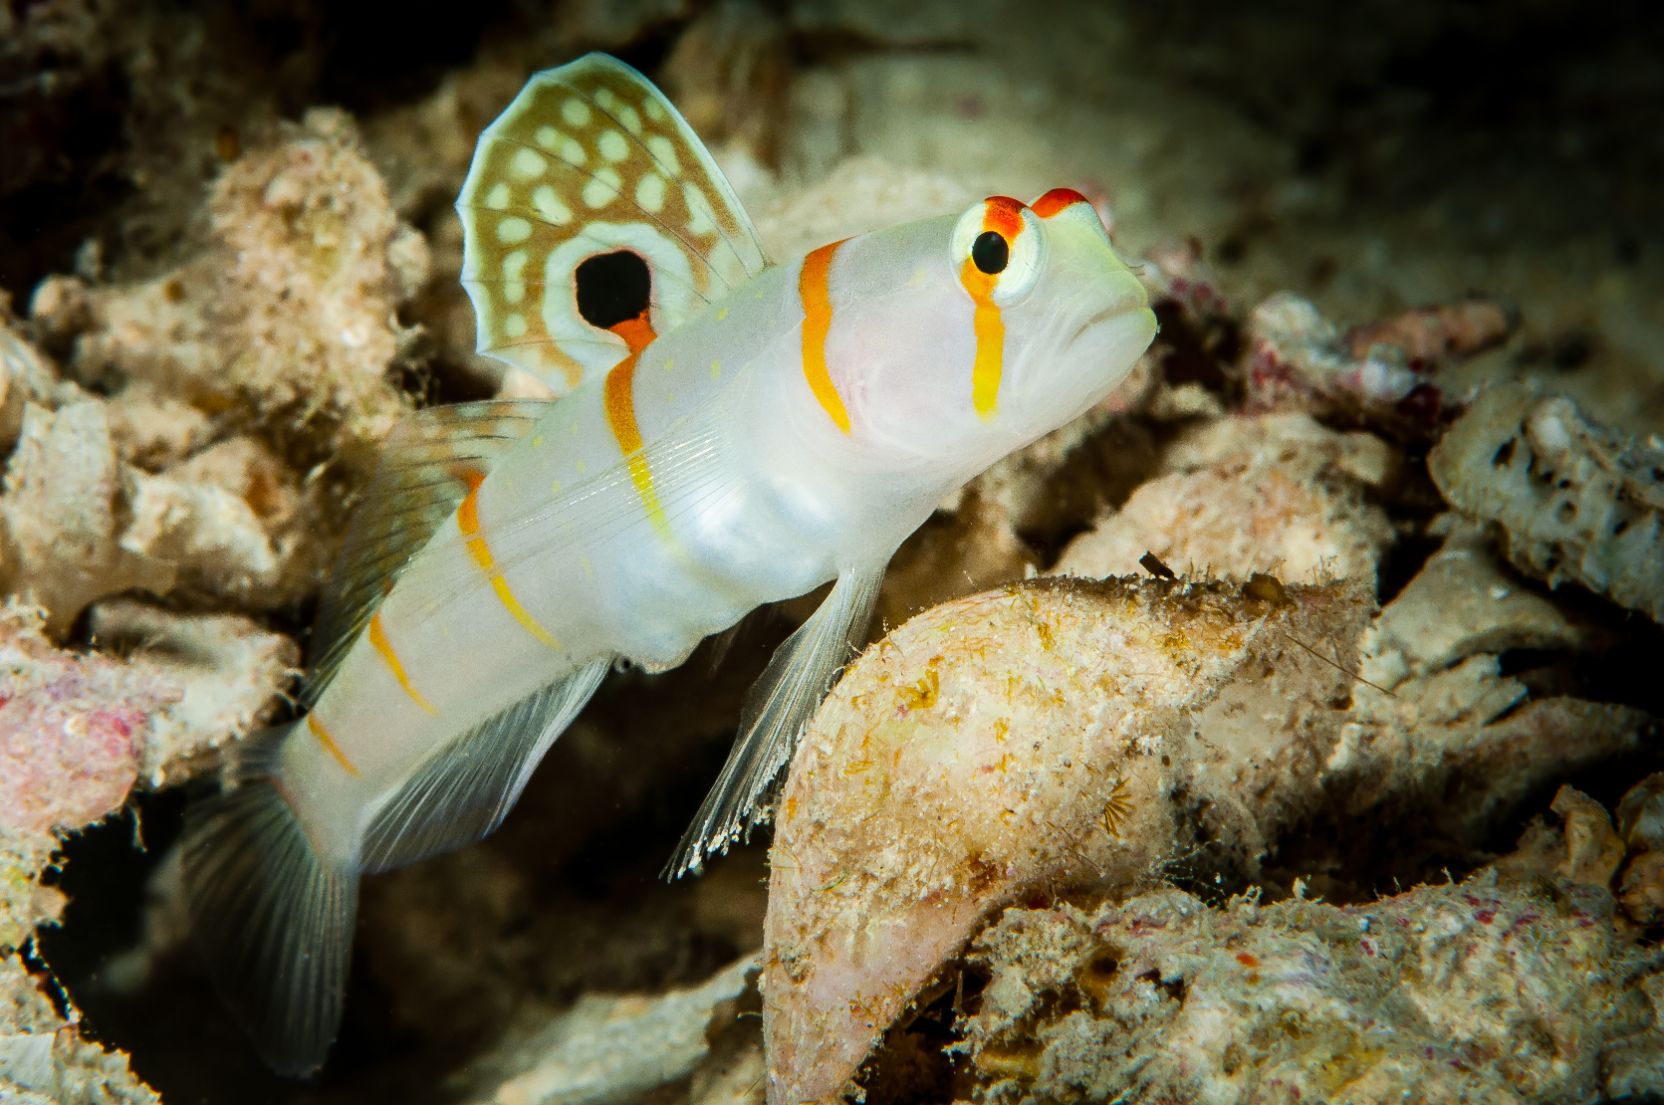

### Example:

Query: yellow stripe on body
xmin=602 ymin=313 xmax=675 ymax=541
xmin=798 ymin=240 xmax=853 ymax=434
xmin=368 ymin=611 xmax=439 ymax=716
xmin=959 ymin=198 xmax=1025 ymax=421
xmin=960 ymin=264 xmax=1005 ymax=420
xmin=307 ymin=713 xmax=361 ymax=777
xmin=457 ymin=469 xmax=563 ymax=650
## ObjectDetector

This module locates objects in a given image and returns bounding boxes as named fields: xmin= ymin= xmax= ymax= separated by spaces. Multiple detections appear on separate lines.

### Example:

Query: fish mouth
xmin=1065 ymin=300 xmax=1158 ymax=357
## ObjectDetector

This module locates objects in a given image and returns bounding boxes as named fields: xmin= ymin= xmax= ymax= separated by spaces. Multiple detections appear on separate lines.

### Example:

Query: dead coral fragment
xmin=763 ymin=575 xmax=1370 ymax=1105
xmin=0 ymin=402 xmax=311 ymax=632
xmin=1429 ymin=382 xmax=1664 ymax=624
xmin=1243 ymin=292 xmax=1513 ymax=434
xmin=1056 ymin=413 xmax=1395 ymax=582
xmin=961 ymin=869 xmax=1656 ymax=1105
xmin=32 ymin=108 xmax=424 ymax=456
xmin=0 ymin=602 xmax=292 ymax=833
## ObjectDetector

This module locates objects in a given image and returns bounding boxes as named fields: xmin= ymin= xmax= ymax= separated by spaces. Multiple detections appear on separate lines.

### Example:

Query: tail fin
xmin=181 ymin=729 xmax=359 ymax=1076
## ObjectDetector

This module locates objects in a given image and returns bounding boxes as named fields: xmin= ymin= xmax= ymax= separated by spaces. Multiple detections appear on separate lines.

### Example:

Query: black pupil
xmin=575 ymin=250 xmax=652 ymax=329
xmin=971 ymin=231 xmax=1009 ymax=275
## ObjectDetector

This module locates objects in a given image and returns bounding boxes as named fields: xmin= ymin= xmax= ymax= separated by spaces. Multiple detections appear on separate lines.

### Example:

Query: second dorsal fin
xmin=303 ymin=400 xmax=551 ymax=702
xmin=457 ymin=53 xmax=769 ymax=394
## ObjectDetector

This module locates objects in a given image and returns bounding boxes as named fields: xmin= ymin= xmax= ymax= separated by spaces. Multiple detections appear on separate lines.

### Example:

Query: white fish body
xmin=183 ymin=53 xmax=1156 ymax=1074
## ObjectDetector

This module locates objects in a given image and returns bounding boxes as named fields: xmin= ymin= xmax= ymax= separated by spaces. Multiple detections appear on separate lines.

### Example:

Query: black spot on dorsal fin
xmin=575 ymin=250 xmax=651 ymax=330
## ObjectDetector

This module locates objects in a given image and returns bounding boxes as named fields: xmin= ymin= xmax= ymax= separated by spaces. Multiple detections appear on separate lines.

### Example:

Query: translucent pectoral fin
xmin=359 ymin=657 xmax=609 ymax=872
xmin=666 ymin=563 xmax=886 ymax=879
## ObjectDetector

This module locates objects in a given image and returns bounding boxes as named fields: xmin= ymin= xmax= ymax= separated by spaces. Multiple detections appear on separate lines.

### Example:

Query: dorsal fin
xmin=457 ymin=52 xmax=769 ymax=394
xmin=303 ymin=400 xmax=551 ymax=702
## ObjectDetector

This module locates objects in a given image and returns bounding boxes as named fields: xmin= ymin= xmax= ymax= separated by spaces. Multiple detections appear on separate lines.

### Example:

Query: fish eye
xmin=952 ymin=198 xmax=1046 ymax=307
xmin=971 ymin=231 xmax=1008 ymax=275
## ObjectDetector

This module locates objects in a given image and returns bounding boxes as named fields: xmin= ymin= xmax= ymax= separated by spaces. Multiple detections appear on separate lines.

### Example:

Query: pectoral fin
xmin=666 ymin=563 xmax=885 ymax=878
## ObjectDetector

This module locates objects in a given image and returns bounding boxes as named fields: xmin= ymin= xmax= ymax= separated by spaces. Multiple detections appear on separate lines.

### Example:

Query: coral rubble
xmin=1430 ymin=383 xmax=1664 ymax=625
xmin=0 ymin=6 xmax=1659 ymax=1105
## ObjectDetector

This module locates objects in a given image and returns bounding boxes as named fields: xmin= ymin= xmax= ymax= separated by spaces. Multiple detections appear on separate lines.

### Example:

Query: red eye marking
xmin=982 ymin=195 xmax=1026 ymax=240
xmin=1033 ymin=188 xmax=1088 ymax=218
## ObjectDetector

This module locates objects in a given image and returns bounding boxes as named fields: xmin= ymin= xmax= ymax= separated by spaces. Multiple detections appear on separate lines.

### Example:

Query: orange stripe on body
xmin=457 ymin=469 xmax=563 ymax=649
xmin=368 ymin=612 xmax=438 ymax=716
xmin=960 ymin=197 xmax=1027 ymax=421
xmin=602 ymin=311 xmax=673 ymax=539
xmin=307 ymin=713 xmax=360 ymax=777
xmin=798 ymin=240 xmax=852 ymax=434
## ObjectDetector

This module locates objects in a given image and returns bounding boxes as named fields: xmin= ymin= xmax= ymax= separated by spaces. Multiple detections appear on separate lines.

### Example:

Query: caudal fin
xmin=181 ymin=734 xmax=358 ymax=1077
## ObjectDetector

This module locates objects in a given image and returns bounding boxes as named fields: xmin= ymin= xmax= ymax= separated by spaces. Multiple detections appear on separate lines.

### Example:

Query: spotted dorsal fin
xmin=303 ymin=400 xmax=551 ymax=703
xmin=457 ymin=53 xmax=769 ymax=393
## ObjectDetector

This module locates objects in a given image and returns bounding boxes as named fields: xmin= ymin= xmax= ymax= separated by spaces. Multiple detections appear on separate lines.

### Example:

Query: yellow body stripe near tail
xmin=307 ymin=713 xmax=361 ymax=777
xmin=368 ymin=612 xmax=439 ymax=716
xmin=457 ymin=469 xmax=563 ymax=650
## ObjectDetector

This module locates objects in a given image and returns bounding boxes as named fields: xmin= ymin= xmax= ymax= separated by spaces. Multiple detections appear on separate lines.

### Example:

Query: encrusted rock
xmin=1429 ymin=383 xmax=1664 ymax=624
xmin=764 ymin=575 xmax=1372 ymax=1104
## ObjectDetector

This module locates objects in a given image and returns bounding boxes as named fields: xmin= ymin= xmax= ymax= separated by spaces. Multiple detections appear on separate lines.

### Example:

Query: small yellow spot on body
xmin=598 ymin=129 xmax=629 ymax=162
xmin=645 ymin=134 xmax=678 ymax=170
xmin=503 ymin=313 xmax=528 ymax=339
xmin=532 ymin=184 xmax=572 ymax=224
xmin=512 ymin=147 xmax=546 ymax=179
xmin=662 ymin=357 xmax=674 ymax=372
xmin=535 ymin=125 xmax=559 ymax=149
xmin=710 ymin=359 xmax=721 ymax=379
xmin=909 ymin=264 xmax=929 ymax=287
xmin=643 ymin=97 xmax=666 ymax=122
xmin=715 ymin=305 xmax=728 ymax=320
xmin=561 ymin=98 xmax=591 ymax=126
xmin=619 ymin=105 xmax=643 ymax=134
xmin=497 ymin=216 xmax=532 ymax=244
xmin=532 ymin=434 xmax=544 ymax=447
xmin=559 ymin=136 xmax=586 ymax=165
xmin=484 ymin=182 xmax=511 ymax=210
xmin=550 ymin=477 xmax=562 ymax=494
xmin=575 ymin=457 xmax=588 ymax=475
xmin=635 ymin=172 xmax=666 ymax=212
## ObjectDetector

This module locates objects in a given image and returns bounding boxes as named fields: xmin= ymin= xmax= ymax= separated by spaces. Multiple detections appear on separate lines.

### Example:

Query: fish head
xmin=834 ymin=190 xmax=1156 ymax=480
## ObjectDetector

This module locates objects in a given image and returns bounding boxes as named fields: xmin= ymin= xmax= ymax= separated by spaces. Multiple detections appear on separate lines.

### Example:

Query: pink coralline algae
xmin=0 ymin=619 xmax=157 ymax=833
xmin=1243 ymin=292 xmax=1514 ymax=433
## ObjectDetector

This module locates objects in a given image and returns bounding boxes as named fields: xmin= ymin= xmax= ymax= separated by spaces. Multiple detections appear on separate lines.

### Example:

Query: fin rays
xmin=458 ymin=53 xmax=768 ymax=392
xmin=667 ymin=564 xmax=884 ymax=878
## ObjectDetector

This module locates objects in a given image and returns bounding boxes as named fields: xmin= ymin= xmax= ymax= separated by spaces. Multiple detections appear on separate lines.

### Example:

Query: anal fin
xmin=666 ymin=564 xmax=884 ymax=878
xmin=360 ymin=658 xmax=610 ymax=872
